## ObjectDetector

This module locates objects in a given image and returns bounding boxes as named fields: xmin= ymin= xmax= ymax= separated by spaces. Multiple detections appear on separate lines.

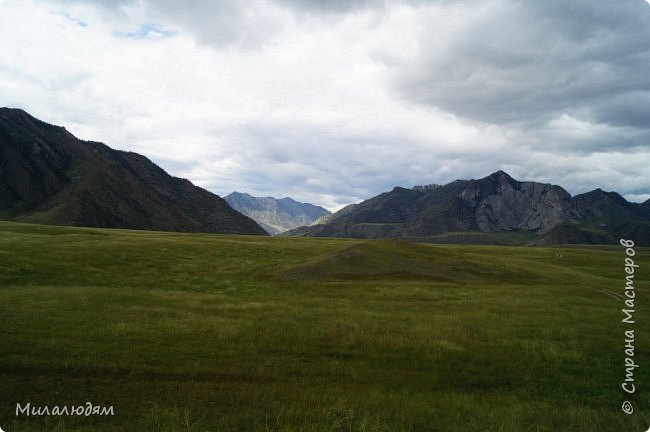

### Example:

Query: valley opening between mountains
xmin=0 ymin=108 xmax=648 ymax=431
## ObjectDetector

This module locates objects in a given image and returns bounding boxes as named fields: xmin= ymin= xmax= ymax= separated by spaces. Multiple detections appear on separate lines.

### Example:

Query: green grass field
xmin=0 ymin=221 xmax=648 ymax=431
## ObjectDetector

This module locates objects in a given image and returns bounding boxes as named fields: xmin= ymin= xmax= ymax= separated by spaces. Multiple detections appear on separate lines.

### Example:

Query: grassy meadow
xmin=0 ymin=221 xmax=648 ymax=431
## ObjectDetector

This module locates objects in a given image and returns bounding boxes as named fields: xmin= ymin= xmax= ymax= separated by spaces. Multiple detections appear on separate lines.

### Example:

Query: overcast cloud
xmin=0 ymin=0 xmax=648 ymax=209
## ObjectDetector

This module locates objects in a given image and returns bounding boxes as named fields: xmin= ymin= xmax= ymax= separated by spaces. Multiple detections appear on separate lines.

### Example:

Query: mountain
xmin=0 ymin=108 xmax=267 ymax=235
xmin=224 ymin=192 xmax=330 ymax=235
xmin=286 ymin=170 xmax=650 ymax=245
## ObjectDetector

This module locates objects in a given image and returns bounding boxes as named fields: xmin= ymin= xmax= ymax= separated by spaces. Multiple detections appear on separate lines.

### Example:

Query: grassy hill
xmin=0 ymin=221 xmax=648 ymax=431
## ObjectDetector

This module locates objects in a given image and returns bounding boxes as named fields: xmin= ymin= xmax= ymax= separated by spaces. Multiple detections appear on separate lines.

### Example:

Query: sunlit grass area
xmin=0 ymin=221 xmax=648 ymax=431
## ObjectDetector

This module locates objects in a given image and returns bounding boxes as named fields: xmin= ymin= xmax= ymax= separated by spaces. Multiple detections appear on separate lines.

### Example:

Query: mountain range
xmin=224 ymin=192 xmax=330 ymax=235
xmin=3 ymin=107 xmax=649 ymax=245
xmin=286 ymin=170 xmax=650 ymax=246
xmin=0 ymin=108 xmax=266 ymax=235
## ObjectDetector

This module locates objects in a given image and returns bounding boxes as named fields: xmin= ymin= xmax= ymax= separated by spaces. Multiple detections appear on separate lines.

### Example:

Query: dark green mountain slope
xmin=0 ymin=108 xmax=267 ymax=235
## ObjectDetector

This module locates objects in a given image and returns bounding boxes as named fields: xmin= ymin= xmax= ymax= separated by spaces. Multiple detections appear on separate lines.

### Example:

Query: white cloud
xmin=0 ymin=0 xmax=648 ymax=210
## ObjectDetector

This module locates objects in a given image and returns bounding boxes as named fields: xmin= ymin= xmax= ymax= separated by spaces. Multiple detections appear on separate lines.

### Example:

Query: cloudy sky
xmin=1 ymin=0 xmax=649 ymax=210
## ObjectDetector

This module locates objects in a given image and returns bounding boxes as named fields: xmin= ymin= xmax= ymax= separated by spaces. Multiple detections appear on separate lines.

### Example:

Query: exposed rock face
xmin=286 ymin=170 xmax=650 ymax=245
xmin=412 ymin=184 xmax=440 ymax=193
xmin=0 ymin=107 xmax=267 ymax=235
xmin=224 ymin=192 xmax=330 ymax=235
xmin=463 ymin=171 xmax=580 ymax=233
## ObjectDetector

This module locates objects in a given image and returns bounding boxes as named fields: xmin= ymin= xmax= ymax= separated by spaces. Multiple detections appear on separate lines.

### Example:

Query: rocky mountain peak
xmin=412 ymin=184 xmax=441 ymax=192
xmin=285 ymin=170 xmax=650 ymax=245
xmin=488 ymin=169 xmax=513 ymax=180
xmin=225 ymin=192 xmax=330 ymax=235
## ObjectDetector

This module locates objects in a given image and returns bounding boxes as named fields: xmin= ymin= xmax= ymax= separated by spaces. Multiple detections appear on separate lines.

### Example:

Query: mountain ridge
xmin=286 ymin=170 xmax=650 ymax=245
xmin=0 ymin=107 xmax=267 ymax=235
xmin=224 ymin=191 xmax=330 ymax=235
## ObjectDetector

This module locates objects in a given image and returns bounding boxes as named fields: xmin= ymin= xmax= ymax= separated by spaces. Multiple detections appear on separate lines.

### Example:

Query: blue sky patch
xmin=122 ymin=24 xmax=176 ymax=40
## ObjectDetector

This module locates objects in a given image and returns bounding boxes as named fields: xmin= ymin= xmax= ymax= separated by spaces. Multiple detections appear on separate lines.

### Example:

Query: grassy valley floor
xmin=0 ymin=221 xmax=648 ymax=431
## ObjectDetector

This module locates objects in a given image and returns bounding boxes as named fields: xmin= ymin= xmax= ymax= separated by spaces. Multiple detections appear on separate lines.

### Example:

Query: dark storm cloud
xmin=390 ymin=0 xmax=650 ymax=133
xmin=590 ymin=91 xmax=650 ymax=129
